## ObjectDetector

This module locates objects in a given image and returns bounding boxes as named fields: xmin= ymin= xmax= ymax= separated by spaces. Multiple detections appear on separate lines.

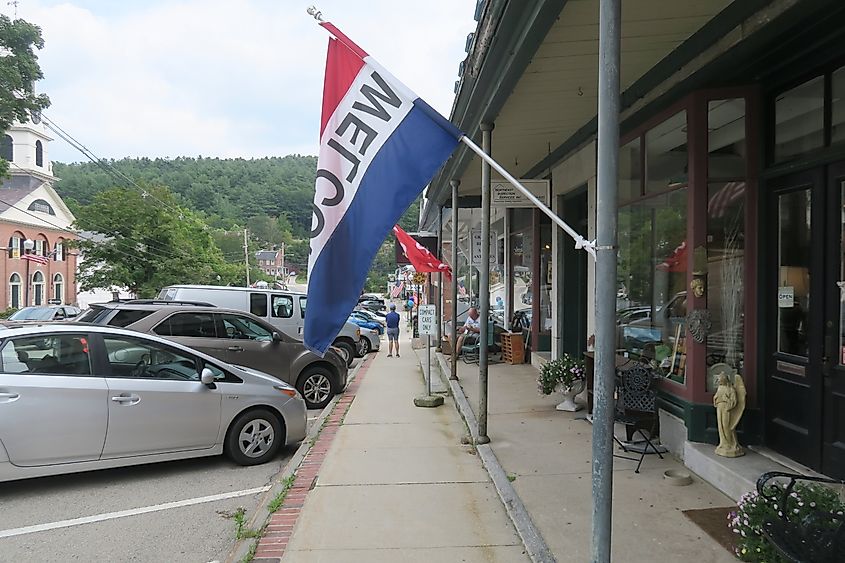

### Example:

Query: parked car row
xmin=0 ymin=287 xmax=389 ymax=482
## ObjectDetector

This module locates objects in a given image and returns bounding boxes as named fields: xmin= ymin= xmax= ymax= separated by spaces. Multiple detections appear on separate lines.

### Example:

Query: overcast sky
xmin=2 ymin=1 xmax=477 ymax=163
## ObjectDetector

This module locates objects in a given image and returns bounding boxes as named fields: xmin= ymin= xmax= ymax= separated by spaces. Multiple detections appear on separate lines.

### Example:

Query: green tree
xmin=0 ymin=16 xmax=50 ymax=177
xmin=72 ymin=186 xmax=241 ymax=297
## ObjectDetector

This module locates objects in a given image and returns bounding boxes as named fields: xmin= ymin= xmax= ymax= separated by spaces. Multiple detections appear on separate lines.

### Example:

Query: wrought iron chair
xmin=756 ymin=471 xmax=845 ymax=563
xmin=613 ymin=362 xmax=663 ymax=473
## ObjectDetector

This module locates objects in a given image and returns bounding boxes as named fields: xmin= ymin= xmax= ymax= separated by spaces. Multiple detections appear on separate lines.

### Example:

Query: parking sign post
xmin=414 ymin=299 xmax=443 ymax=408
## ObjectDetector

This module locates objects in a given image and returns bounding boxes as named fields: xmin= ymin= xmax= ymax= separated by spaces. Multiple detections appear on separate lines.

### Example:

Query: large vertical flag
xmin=305 ymin=22 xmax=463 ymax=355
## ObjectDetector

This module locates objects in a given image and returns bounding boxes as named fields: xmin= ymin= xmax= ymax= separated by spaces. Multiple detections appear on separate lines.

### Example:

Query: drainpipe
xmin=478 ymin=122 xmax=494 ymax=445
xmin=450 ymin=179 xmax=460 ymax=380
xmin=592 ymin=0 xmax=621 ymax=561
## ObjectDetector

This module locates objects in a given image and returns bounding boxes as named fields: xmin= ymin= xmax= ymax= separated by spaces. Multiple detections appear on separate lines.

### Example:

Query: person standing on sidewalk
xmin=385 ymin=303 xmax=401 ymax=357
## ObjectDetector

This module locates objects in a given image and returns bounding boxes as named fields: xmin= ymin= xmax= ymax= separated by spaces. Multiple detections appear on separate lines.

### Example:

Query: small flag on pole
xmin=22 ymin=253 xmax=49 ymax=265
xmin=393 ymin=225 xmax=451 ymax=281
xmin=304 ymin=19 xmax=462 ymax=355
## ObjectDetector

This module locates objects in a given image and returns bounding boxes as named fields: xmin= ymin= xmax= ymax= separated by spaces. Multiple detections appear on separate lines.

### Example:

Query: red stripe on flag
xmin=319 ymin=25 xmax=367 ymax=137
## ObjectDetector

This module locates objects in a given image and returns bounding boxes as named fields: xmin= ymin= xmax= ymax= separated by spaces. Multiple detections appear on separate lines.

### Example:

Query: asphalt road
xmin=0 ymin=408 xmax=323 ymax=563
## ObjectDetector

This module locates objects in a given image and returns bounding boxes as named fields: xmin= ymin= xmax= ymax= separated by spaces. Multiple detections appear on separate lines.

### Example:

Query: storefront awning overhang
xmin=421 ymin=0 xmax=795 ymax=230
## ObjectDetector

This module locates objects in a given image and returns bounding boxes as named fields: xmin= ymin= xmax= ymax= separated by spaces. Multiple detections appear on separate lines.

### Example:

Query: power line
xmin=39 ymin=114 xmax=210 ymax=231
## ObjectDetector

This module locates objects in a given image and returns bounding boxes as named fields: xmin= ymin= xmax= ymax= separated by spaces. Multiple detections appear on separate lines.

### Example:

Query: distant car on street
xmin=0 ymin=323 xmax=307 ymax=482
xmin=77 ymin=301 xmax=348 ymax=409
xmin=8 ymin=305 xmax=82 ymax=321
xmin=348 ymin=315 xmax=384 ymax=335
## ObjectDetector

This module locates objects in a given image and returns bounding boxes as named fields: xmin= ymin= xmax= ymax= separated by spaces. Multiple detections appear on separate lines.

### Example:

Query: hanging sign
xmin=471 ymin=229 xmax=497 ymax=266
xmin=777 ymin=286 xmax=794 ymax=308
xmin=418 ymin=304 xmax=436 ymax=336
xmin=491 ymin=179 xmax=549 ymax=208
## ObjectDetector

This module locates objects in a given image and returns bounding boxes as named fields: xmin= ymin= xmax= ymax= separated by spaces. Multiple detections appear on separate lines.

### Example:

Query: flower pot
xmin=555 ymin=379 xmax=585 ymax=412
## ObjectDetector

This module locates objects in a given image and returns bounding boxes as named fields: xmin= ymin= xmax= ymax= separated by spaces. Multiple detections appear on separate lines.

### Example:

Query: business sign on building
xmin=491 ymin=179 xmax=550 ymax=208
xmin=471 ymin=229 xmax=497 ymax=266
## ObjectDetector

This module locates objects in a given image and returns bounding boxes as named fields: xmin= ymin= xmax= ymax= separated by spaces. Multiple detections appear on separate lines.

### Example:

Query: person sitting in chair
xmin=454 ymin=307 xmax=481 ymax=357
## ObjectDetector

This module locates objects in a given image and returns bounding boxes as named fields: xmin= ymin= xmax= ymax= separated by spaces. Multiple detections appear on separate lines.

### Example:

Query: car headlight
xmin=370 ymin=329 xmax=378 ymax=334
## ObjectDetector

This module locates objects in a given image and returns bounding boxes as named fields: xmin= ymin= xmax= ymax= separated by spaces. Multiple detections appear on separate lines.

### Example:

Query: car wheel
xmin=297 ymin=367 xmax=336 ymax=410
xmin=225 ymin=409 xmax=283 ymax=466
xmin=359 ymin=337 xmax=371 ymax=355
xmin=335 ymin=340 xmax=356 ymax=368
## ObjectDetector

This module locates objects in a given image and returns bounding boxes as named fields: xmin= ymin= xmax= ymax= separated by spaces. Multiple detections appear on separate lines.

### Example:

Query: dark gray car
xmin=77 ymin=301 xmax=348 ymax=409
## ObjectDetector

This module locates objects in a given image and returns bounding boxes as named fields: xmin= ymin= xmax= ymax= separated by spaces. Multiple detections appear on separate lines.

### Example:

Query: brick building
xmin=0 ymin=119 xmax=78 ymax=309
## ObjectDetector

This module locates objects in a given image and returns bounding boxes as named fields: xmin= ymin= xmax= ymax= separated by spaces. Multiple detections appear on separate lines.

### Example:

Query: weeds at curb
xmin=240 ymin=539 xmax=258 ymax=563
xmin=507 ymin=473 xmax=518 ymax=482
xmin=267 ymin=474 xmax=296 ymax=513
xmin=232 ymin=507 xmax=261 ymax=540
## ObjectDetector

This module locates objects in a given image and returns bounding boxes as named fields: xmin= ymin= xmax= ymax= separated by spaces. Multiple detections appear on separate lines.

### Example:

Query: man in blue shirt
xmin=385 ymin=303 xmax=401 ymax=357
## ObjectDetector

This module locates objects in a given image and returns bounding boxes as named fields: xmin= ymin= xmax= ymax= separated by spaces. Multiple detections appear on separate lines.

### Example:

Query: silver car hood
xmin=232 ymin=364 xmax=295 ymax=390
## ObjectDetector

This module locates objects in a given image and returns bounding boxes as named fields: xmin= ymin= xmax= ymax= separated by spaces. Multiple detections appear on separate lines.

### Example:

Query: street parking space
xmin=0 ymin=407 xmax=324 ymax=563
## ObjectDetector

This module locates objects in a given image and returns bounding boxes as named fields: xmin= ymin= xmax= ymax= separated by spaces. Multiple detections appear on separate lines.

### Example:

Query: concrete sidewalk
xmin=265 ymin=326 xmax=529 ymax=562
xmin=440 ymin=354 xmax=738 ymax=562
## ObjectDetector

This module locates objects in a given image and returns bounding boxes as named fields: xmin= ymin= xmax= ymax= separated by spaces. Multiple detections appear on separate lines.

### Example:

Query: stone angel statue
xmin=713 ymin=370 xmax=746 ymax=457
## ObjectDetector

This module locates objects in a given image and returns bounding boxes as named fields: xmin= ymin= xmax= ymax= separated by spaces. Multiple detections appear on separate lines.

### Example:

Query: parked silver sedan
xmin=0 ymin=323 xmax=307 ymax=483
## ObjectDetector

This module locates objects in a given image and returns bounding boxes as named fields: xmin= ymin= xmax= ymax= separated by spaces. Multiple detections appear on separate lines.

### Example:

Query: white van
xmin=157 ymin=285 xmax=363 ymax=364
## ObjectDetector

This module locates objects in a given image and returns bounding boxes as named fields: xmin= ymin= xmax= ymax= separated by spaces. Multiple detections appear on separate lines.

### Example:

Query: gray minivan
xmin=158 ymin=285 xmax=363 ymax=365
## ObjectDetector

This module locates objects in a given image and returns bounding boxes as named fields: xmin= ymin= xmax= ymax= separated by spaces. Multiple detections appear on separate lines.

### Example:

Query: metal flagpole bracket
xmin=306 ymin=6 xmax=325 ymax=22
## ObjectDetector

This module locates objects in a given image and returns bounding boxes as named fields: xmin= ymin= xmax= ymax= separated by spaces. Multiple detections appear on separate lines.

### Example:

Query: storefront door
xmin=766 ymin=163 xmax=845 ymax=478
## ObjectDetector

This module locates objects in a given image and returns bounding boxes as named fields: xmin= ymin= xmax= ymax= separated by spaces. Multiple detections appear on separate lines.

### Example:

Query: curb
xmin=434 ymin=352 xmax=556 ymax=563
xmin=226 ymin=356 xmax=371 ymax=563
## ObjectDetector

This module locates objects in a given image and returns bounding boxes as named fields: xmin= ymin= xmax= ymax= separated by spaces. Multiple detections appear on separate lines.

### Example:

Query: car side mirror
xmin=200 ymin=367 xmax=217 ymax=389
xmin=272 ymin=331 xmax=283 ymax=342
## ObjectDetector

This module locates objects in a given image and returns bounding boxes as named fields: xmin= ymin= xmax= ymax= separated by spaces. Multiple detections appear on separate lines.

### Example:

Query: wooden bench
xmin=756 ymin=471 xmax=845 ymax=563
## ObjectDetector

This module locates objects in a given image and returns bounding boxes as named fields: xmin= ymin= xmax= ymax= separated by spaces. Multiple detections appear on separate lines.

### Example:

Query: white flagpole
xmin=459 ymin=135 xmax=596 ymax=259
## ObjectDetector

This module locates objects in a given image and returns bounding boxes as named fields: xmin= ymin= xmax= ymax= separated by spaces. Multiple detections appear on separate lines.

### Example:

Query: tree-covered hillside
xmin=54 ymin=156 xmax=317 ymax=238
xmin=53 ymin=156 xmax=420 ymax=293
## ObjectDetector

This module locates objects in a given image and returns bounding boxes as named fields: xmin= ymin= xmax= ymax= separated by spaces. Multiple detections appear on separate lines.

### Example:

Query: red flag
xmin=393 ymin=225 xmax=452 ymax=282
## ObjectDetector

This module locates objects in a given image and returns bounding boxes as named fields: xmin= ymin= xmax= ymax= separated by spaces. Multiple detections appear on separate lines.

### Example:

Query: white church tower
xmin=1 ymin=114 xmax=55 ymax=181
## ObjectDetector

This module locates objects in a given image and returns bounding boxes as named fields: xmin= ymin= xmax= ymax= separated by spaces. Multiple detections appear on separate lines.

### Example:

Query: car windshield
xmin=9 ymin=307 xmax=55 ymax=320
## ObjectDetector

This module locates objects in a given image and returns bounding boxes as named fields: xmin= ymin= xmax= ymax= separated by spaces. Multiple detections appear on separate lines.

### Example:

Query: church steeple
xmin=2 ymin=117 xmax=55 ymax=181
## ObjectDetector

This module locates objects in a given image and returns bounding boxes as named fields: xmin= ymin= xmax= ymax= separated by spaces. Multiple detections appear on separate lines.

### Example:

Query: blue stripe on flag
xmin=305 ymin=101 xmax=460 ymax=355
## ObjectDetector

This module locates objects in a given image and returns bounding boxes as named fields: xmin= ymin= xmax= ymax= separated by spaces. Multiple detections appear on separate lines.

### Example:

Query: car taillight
xmin=273 ymin=385 xmax=298 ymax=398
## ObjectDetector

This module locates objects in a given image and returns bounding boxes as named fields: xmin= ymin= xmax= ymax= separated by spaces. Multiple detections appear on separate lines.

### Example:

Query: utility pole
xmin=243 ymin=228 xmax=250 ymax=287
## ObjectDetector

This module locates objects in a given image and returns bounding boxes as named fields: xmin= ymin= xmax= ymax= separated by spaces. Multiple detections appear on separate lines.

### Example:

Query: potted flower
xmin=537 ymin=354 xmax=586 ymax=412
xmin=729 ymin=482 xmax=845 ymax=562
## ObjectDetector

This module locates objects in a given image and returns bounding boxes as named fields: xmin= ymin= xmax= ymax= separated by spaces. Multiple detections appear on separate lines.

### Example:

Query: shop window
xmin=774 ymin=76 xmax=825 ymax=162
xmin=510 ymin=230 xmax=533 ymax=315
xmin=708 ymin=99 xmax=746 ymax=179
xmin=706 ymin=182 xmax=746 ymax=379
xmin=645 ymin=111 xmax=688 ymax=195
xmin=619 ymin=138 xmax=641 ymax=202
xmin=832 ymin=67 xmax=845 ymax=145
xmin=537 ymin=217 xmax=553 ymax=352
xmin=617 ymin=188 xmax=688 ymax=379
